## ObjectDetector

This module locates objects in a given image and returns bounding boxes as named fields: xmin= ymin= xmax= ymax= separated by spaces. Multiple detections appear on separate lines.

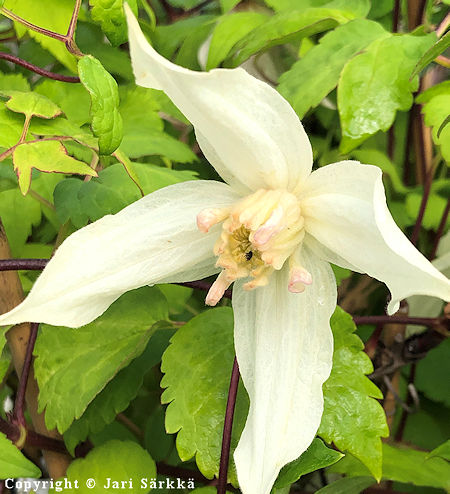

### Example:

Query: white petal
xmin=0 ymin=181 xmax=239 ymax=328
xmin=125 ymin=5 xmax=312 ymax=194
xmin=300 ymin=161 xmax=450 ymax=314
xmin=233 ymin=246 xmax=336 ymax=494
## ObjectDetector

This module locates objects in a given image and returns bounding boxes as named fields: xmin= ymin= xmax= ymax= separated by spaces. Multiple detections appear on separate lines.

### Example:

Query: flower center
xmin=197 ymin=189 xmax=311 ymax=305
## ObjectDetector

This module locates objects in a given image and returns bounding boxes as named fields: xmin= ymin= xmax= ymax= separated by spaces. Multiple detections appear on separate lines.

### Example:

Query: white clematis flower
xmin=1 ymin=7 xmax=450 ymax=494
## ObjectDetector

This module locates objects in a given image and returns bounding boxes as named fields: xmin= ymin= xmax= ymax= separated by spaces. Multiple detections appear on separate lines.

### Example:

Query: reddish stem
xmin=430 ymin=198 xmax=450 ymax=260
xmin=217 ymin=357 xmax=239 ymax=494
xmin=410 ymin=168 xmax=433 ymax=246
xmin=12 ymin=323 xmax=39 ymax=427
xmin=0 ymin=52 xmax=80 ymax=83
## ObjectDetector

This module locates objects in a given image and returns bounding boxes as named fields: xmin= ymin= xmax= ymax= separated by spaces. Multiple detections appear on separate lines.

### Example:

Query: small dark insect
xmin=245 ymin=251 xmax=253 ymax=261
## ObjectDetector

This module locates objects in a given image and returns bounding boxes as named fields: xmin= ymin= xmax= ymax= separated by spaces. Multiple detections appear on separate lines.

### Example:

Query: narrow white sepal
xmin=232 ymin=246 xmax=336 ymax=494
xmin=0 ymin=181 xmax=239 ymax=327
xmin=300 ymin=161 xmax=450 ymax=314
xmin=124 ymin=5 xmax=312 ymax=195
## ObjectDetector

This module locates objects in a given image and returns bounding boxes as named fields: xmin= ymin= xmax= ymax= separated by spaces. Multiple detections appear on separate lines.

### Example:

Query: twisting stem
xmin=66 ymin=0 xmax=82 ymax=39
xmin=0 ymin=259 xmax=49 ymax=270
xmin=0 ymin=52 xmax=80 ymax=83
xmin=12 ymin=323 xmax=39 ymax=427
xmin=217 ymin=357 xmax=239 ymax=494
xmin=430 ymin=198 xmax=450 ymax=260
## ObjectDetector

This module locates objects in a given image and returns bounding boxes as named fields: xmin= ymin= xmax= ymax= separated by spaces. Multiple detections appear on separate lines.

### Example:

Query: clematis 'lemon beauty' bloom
xmin=1 ymin=7 xmax=450 ymax=494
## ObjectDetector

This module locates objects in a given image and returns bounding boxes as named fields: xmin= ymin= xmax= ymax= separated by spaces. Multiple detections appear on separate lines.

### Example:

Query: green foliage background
xmin=0 ymin=0 xmax=448 ymax=493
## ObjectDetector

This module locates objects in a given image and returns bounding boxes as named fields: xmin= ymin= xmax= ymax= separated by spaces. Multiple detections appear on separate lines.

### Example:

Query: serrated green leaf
xmin=227 ymin=8 xmax=355 ymax=67
xmin=35 ymin=79 xmax=91 ymax=126
xmin=2 ymin=90 xmax=62 ymax=119
xmin=53 ymin=163 xmax=197 ymax=228
xmin=63 ymin=440 xmax=156 ymax=493
xmin=12 ymin=140 xmax=97 ymax=195
xmin=206 ymin=12 xmax=268 ymax=70
xmin=278 ymin=19 xmax=388 ymax=118
xmin=0 ymin=187 xmax=41 ymax=254
xmin=34 ymin=287 xmax=168 ymax=433
xmin=318 ymin=307 xmax=388 ymax=481
xmin=415 ymin=338 xmax=450 ymax=407
xmin=417 ymin=81 xmax=450 ymax=163
xmin=427 ymin=440 xmax=450 ymax=461
xmin=411 ymin=31 xmax=450 ymax=77
xmin=0 ymin=432 xmax=41 ymax=478
xmin=331 ymin=443 xmax=450 ymax=490
xmin=78 ymin=55 xmax=123 ymax=155
xmin=161 ymin=308 xmax=249 ymax=484
xmin=274 ymin=438 xmax=343 ymax=489
xmin=339 ymin=33 xmax=436 ymax=152
xmin=4 ymin=0 xmax=77 ymax=72
xmin=89 ymin=0 xmax=138 ymax=46
xmin=315 ymin=476 xmax=375 ymax=494
xmin=64 ymin=325 xmax=173 ymax=455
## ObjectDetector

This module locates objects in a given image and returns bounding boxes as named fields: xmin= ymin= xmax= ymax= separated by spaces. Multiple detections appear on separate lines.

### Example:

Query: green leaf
xmin=417 ymin=81 xmax=450 ymax=163
xmin=264 ymin=0 xmax=371 ymax=17
xmin=315 ymin=476 xmax=375 ymax=494
xmin=2 ymin=90 xmax=62 ymax=119
xmin=12 ymin=140 xmax=97 ymax=195
xmin=415 ymin=338 xmax=450 ymax=407
xmin=0 ymin=73 xmax=30 ymax=92
xmin=406 ymin=192 xmax=449 ymax=231
xmin=161 ymin=308 xmax=249 ymax=484
xmin=350 ymin=149 xmax=408 ymax=195
xmin=227 ymin=8 xmax=355 ymax=67
xmin=274 ymin=438 xmax=343 ymax=489
xmin=278 ymin=19 xmax=388 ymax=118
xmin=4 ymin=0 xmax=77 ymax=72
xmin=64 ymin=440 xmax=156 ymax=493
xmin=318 ymin=307 xmax=388 ymax=481
xmin=0 ymin=104 xmax=23 ymax=148
xmin=35 ymin=79 xmax=91 ymax=126
xmin=53 ymin=163 xmax=197 ymax=228
xmin=118 ymin=85 xmax=196 ymax=162
xmin=166 ymin=0 xmax=208 ymax=8
xmin=0 ymin=432 xmax=42 ymax=478
xmin=154 ymin=15 xmax=216 ymax=60
xmin=411 ymin=31 xmax=450 ymax=78
xmin=0 ymin=327 xmax=10 ymax=383
xmin=64 ymin=325 xmax=173 ymax=455
xmin=427 ymin=440 xmax=450 ymax=461
xmin=34 ymin=287 xmax=168 ymax=433
xmin=119 ymin=132 xmax=196 ymax=162
xmin=89 ymin=0 xmax=138 ymax=46
xmin=0 ymin=187 xmax=41 ymax=254
xmin=339 ymin=33 xmax=436 ymax=152
xmin=220 ymin=0 xmax=240 ymax=13
xmin=206 ymin=12 xmax=269 ymax=70
xmin=78 ymin=55 xmax=123 ymax=155
xmin=331 ymin=443 xmax=450 ymax=490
